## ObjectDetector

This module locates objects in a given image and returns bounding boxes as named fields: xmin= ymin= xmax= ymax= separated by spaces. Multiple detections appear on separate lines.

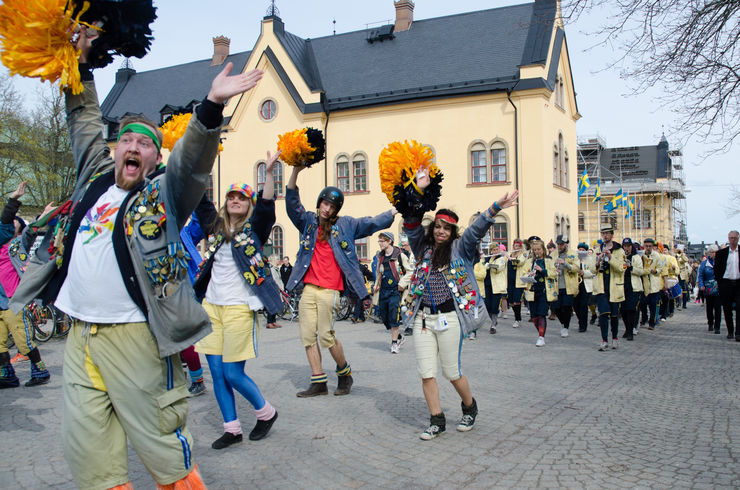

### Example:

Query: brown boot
xmin=296 ymin=382 xmax=328 ymax=398
xmin=334 ymin=375 xmax=353 ymax=396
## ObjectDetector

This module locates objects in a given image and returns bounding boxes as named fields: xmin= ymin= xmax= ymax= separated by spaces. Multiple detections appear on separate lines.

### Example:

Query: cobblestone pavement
xmin=2 ymin=302 xmax=739 ymax=489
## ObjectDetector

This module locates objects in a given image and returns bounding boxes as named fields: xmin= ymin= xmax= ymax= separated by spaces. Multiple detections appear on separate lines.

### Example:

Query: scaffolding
xmin=576 ymin=135 xmax=688 ymax=246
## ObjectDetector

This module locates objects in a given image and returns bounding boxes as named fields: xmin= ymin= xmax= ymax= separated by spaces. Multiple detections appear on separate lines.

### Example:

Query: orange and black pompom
xmin=378 ymin=140 xmax=444 ymax=217
xmin=160 ymin=113 xmax=192 ymax=152
xmin=69 ymin=0 xmax=157 ymax=69
xmin=160 ymin=112 xmax=223 ymax=155
xmin=0 ymin=0 xmax=89 ymax=94
xmin=276 ymin=127 xmax=325 ymax=167
xmin=0 ymin=0 xmax=156 ymax=93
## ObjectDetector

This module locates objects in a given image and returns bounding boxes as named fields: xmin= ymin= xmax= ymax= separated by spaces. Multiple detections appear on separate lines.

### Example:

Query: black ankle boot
xmin=296 ymin=382 xmax=328 ymax=398
xmin=334 ymin=375 xmax=353 ymax=396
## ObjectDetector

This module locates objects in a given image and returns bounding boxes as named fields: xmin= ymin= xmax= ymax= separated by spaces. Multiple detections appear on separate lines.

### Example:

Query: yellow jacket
xmin=677 ymin=252 xmax=690 ymax=281
xmin=555 ymin=248 xmax=580 ymax=296
xmin=626 ymin=253 xmax=646 ymax=292
xmin=510 ymin=250 xmax=530 ymax=288
xmin=664 ymin=254 xmax=679 ymax=279
xmin=641 ymin=251 xmax=666 ymax=294
xmin=523 ymin=256 xmax=558 ymax=302
xmin=590 ymin=245 xmax=626 ymax=302
xmin=474 ymin=255 xmax=507 ymax=295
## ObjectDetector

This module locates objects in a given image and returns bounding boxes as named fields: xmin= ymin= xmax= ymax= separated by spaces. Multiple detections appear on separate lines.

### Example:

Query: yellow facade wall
xmin=211 ymin=18 xmax=580 ymax=262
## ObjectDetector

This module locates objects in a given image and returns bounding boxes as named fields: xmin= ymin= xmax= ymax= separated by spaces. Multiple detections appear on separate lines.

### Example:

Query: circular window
xmin=260 ymin=99 xmax=277 ymax=121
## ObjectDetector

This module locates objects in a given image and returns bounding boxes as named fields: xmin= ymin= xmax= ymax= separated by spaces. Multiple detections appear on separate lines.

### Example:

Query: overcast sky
xmin=5 ymin=0 xmax=738 ymax=244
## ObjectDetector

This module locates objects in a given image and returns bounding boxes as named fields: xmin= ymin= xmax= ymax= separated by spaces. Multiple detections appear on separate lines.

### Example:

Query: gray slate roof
xmin=101 ymin=0 xmax=559 ymax=121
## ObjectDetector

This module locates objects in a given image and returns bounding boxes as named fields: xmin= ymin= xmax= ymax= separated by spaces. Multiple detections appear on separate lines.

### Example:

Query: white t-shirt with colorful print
xmin=56 ymin=184 xmax=146 ymax=323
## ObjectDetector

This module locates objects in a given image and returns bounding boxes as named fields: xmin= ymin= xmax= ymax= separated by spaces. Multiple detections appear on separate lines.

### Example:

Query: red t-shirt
xmin=303 ymin=238 xmax=344 ymax=291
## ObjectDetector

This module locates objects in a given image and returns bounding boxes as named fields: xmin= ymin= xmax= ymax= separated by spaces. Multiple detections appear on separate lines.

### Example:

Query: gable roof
xmin=101 ymin=0 xmax=563 ymax=120
xmin=102 ymin=51 xmax=251 ymax=123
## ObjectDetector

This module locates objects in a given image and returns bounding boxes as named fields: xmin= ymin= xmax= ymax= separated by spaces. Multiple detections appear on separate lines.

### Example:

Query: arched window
xmin=553 ymin=144 xmax=559 ymax=186
xmin=490 ymin=141 xmax=507 ymax=183
xmin=470 ymin=142 xmax=487 ymax=184
xmin=256 ymin=161 xmax=283 ymax=196
xmin=352 ymin=152 xmax=367 ymax=192
xmin=256 ymin=162 xmax=266 ymax=193
xmin=336 ymin=154 xmax=350 ymax=192
xmin=558 ymin=133 xmax=565 ymax=187
xmin=560 ymin=216 xmax=567 ymax=239
xmin=562 ymin=144 xmax=569 ymax=189
xmin=565 ymin=216 xmax=571 ymax=241
xmin=269 ymin=225 xmax=284 ymax=260
xmin=490 ymin=214 xmax=509 ymax=250
xmin=273 ymin=161 xmax=283 ymax=198
xmin=554 ymin=213 xmax=561 ymax=237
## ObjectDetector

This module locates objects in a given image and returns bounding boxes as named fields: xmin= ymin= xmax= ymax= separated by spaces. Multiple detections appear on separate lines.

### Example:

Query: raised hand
xmin=9 ymin=181 xmax=27 ymax=199
xmin=416 ymin=168 xmax=431 ymax=191
xmin=207 ymin=64 xmax=264 ymax=104
xmin=265 ymin=149 xmax=282 ymax=174
xmin=42 ymin=202 xmax=56 ymax=216
xmin=495 ymin=190 xmax=519 ymax=210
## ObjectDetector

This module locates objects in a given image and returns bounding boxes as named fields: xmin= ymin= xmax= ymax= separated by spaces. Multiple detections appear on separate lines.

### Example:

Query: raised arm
xmin=457 ymin=191 xmax=519 ymax=262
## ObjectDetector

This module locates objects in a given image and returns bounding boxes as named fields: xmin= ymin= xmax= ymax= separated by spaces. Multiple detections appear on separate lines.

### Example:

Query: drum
xmin=664 ymin=277 xmax=679 ymax=288
xmin=667 ymin=282 xmax=682 ymax=298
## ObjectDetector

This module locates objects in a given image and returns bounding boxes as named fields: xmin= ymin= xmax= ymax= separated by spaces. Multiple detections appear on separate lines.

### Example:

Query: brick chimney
xmin=211 ymin=36 xmax=230 ymax=66
xmin=394 ymin=0 xmax=414 ymax=32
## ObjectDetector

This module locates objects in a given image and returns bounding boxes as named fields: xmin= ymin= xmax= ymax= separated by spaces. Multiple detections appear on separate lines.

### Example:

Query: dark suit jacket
xmin=714 ymin=246 xmax=740 ymax=282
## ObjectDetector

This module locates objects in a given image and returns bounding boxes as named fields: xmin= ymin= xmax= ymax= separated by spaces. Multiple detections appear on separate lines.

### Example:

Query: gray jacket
xmin=11 ymin=80 xmax=221 ymax=356
xmin=401 ymin=209 xmax=500 ymax=335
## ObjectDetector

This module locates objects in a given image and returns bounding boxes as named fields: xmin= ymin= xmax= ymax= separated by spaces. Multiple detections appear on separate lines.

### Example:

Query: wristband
xmin=492 ymin=201 xmax=502 ymax=212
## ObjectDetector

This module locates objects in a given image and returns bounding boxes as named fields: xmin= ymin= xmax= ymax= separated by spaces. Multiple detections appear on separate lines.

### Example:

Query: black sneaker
xmin=188 ymin=381 xmax=206 ymax=397
xmin=212 ymin=432 xmax=243 ymax=449
xmin=24 ymin=376 xmax=50 ymax=387
xmin=249 ymin=411 xmax=278 ymax=441
xmin=457 ymin=398 xmax=478 ymax=432
xmin=420 ymin=413 xmax=446 ymax=440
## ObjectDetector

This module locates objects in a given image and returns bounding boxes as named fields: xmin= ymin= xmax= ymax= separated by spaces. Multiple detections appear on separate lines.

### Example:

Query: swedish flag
xmin=592 ymin=178 xmax=601 ymax=202
xmin=625 ymin=196 xmax=635 ymax=219
xmin=604 ymin=188 xmax=622 ymax=212
xmin=578 ymin=173 xmax=590 ymax=197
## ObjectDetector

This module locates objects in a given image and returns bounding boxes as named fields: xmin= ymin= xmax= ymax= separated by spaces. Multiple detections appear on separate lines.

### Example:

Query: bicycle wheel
xmin=53 ymin=309 xmax=72 ymax=338
xmin=335 ymin=296 xmax=352 ymax=321
xmin=277 ymin=294 xmax=292 ymax=321
xmin=26 ymin=305 xmax=54 ymax=342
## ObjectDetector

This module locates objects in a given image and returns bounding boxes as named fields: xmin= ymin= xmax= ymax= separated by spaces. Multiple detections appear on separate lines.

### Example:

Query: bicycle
xmin=24 ymin=301 xmax=71 ymax=342
xmin=23 ymin=300 xmax=56 ymax=342
xmin=277 ymin=288 xmax=300 ymax=322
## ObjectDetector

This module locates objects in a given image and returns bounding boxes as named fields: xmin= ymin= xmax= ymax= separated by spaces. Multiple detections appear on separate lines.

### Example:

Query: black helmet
xmin=317 ymin=186 xmax=344 ymax=213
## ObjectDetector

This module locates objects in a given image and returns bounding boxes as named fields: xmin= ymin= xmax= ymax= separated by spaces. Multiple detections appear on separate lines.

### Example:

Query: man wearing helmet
xmin=285 ymin=166 xmax=397 ymax=397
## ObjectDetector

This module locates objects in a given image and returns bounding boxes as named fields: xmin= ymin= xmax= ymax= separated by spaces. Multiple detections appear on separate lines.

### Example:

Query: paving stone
xmin=1 ymin=303 xmax=737 ymax=488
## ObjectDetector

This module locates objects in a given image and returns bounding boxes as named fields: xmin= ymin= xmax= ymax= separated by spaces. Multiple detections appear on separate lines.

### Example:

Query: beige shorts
xmin=298 ymin=283 xmax=339 ymax=348
xmin=195 ymin=300 xmax=259 ymax=362
xmin=413 ymin=312 xmax=464 ymax=380
xmin=63 ymin=320 xmax=194 ymax=489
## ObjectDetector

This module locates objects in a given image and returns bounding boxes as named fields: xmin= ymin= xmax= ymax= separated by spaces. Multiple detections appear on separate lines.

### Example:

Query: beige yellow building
xmin=101 ymin=0 xmax=580 ymax=262
xmin=576 ymin=135 xmax=688 ymax=247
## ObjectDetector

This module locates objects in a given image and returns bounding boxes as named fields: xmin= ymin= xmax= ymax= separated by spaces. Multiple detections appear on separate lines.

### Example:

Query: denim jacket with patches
xmin=193 ymin=196 xmax=283 ymax=315
xmin=284 ymin=187 xmax=394 ymax=299
xmin=401 ymin=208 xmax=501 ymax=336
